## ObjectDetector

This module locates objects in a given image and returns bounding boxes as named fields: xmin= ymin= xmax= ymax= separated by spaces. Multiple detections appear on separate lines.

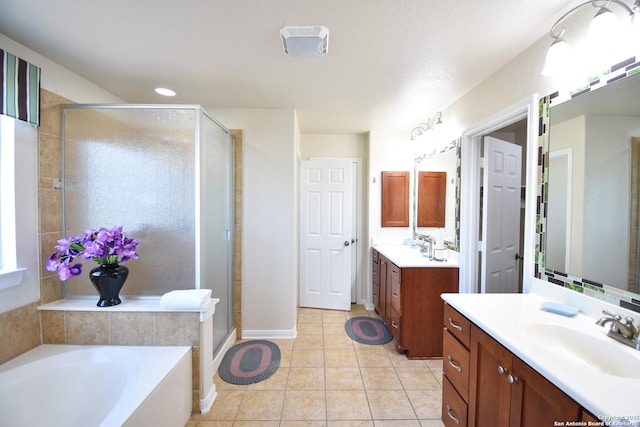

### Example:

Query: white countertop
xmin=373 ymin=244 xmax=459 ymax=268
xmin=442 ymin=282 xmax=640 ymax=423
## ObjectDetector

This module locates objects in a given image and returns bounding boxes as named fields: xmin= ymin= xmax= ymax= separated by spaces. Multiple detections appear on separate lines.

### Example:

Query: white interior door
xmin=300 ymin=158 xmax=353 ymax=310
xmin=481 ymin=136 xmax=522 ymax=293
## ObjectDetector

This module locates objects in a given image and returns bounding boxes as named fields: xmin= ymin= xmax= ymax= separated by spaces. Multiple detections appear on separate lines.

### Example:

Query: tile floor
xmin=187 ymin=305 xmax=445 ymax=427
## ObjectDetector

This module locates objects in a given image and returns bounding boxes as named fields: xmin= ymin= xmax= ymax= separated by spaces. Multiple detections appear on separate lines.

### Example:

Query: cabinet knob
xmin=448 ymin=317 xmax=463 ymax=332
xmin=497 ymin=365 xmax=508 ymax=375
xmin=344 ymin=240 xmax=350 ymax=246
xmin=507 ymin=374 xmax=519 ymax=384
xmin=447 ymin=355 xmax=462 ymax=373
xmin=446 ymin=405 xmax=460 ymax=425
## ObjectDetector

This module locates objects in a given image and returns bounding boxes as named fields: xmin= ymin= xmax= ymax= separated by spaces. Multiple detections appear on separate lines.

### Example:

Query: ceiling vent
xmin=280 ymin=26 xmax=329 ymax=58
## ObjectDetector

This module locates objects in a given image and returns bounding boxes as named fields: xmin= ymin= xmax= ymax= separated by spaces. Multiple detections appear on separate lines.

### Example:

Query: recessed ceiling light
xmin=155 ymin=87 xmax=176 ymax=97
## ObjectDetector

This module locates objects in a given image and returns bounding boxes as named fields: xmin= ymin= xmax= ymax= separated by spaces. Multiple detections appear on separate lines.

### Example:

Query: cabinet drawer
xmin=388 ymin=308 xmax=401 ymax=342
xmin=444 ymin=304 xmax=471 ymax=349
xmin=390 ymin=277 xmax=401 ymax=314
xmin=443 ymin=376 xmax=468 ymax=427
xmin=443 ymin=330 xmax=470 ymax=401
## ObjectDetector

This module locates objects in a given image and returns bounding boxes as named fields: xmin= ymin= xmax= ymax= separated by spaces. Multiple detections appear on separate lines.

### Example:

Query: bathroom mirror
xmin=544 ymin=70 xmax=640 ymax=296
xmin=413 ymin=139 xmax=460 ymax=251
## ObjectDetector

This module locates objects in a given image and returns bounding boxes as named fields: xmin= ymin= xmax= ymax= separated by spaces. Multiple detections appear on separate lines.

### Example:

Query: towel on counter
xmin=160 ymin=289 xmax=212 ymax=310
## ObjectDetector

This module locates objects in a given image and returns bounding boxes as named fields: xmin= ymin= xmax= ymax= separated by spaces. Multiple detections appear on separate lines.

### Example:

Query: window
xmin=0 ymin=114 xmax=39 ymax=311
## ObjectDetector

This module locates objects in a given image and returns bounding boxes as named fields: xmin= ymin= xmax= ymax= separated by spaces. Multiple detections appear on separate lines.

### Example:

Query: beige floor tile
xmin=191 ymin=390 xmax=244 ymax=421
xmin=360 ymin=367 xmax=403 ymax=389
xmin=281 ymin=422 xmax=328 ymax=427
xmin=299 ymin=311 xmax=323 ymax=324
xmin=396 ymin=367 xmax=441 ymax=390
xmin=288 ymin=367 xmax=326 ymax=390
xmin=366 ymin=389 xmax=416 ymax=420
xmin=279 ymin=347 xmax=294 ymax=368
xmin=323 ymin=310 xmax=348 ymax=322
xmin=328 ymin=422 xmax=373 ymax=427
xmin=298 ymin=321 xmax=323 ymax=335
xmin=355 ymin=347 xmax=392 ymax=367
xmin=282 ymin=390 xmax=327 ymax=420
xmin=325 ymin=367 xmax=364 ymax=390
xmin=373 ymin=421 xmax=422 ymax=427
xmin=232 ymin=422 xmax=280 ymax=427
xmin=247 ymin=366 xmax=289 ymax=390
xmin=291 ymin=349 xmax=325 ymax=367
xmin=189 ymin=305 xmax=443 ymax=425
xmin=324 ymin=348 xmax=358 ymax=367
xmin=294 ymin=334 xmax=325 ymax=349
xmin=324 ymin=334 xmax=355 ymax=349
xmin=326 ymin=390 xmax=372 ymax=420
xmin=323 ymin=322 xmax=346 ymax=335
xmin=235 ymin=390 xmax=285 ymax=421
xmin=406 ymin=389 xmax=442 ymax=420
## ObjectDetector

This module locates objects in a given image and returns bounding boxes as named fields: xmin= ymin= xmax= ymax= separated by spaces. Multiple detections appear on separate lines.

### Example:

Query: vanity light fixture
xmin=410 ymin=111 xmax=443 ymax=141
xmin=542 ymin=0 xmax=636 ymax=77
xmin=155 ymin=87 xmax=176 ymax=97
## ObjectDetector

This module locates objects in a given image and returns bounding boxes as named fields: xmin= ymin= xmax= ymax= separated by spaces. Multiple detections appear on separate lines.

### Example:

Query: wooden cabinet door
xmin=469 ymin=326 xmax=512 ymax=427
xmin=372 ymin=250 xmax=380 ymax=312
xmin=509 ymin=357 xmax=580 ymax=427
xmin=381 ymin=171 xmax=410 ymax=227
xmin=418 ymin=171 xmax=447 ymax=227
xmin=378 ymin=256 xmax=388 ymax=320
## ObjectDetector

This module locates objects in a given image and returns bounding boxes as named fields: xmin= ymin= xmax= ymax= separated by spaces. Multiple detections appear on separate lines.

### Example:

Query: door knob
xmin=344 ymin=240 xmax=350 ymax=246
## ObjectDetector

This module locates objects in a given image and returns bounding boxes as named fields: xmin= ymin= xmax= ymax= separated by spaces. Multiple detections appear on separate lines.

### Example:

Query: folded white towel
xmin=160 ymin=289 xmax=212 ymax=310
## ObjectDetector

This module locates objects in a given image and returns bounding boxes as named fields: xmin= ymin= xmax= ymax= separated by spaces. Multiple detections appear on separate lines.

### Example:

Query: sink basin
xmin=526 ymin=323 xmax=640 ymax=378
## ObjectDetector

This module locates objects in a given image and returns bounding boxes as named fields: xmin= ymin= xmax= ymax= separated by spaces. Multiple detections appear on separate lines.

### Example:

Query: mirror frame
xmin=536 ymin=57 xmax=640 ymax=312
xmin=413 ymin=138 xmax=461 ymax=251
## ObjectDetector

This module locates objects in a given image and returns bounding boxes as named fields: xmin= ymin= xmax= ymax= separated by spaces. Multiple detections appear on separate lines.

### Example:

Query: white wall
xmin=0 ymin=33 xmax=123 ymax=104
xmin=207 ymin=107 xmax=299 ymax=338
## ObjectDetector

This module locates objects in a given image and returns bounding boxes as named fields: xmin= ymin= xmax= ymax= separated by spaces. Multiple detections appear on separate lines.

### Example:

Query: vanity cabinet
xmin=381 ymin=171 xmax=410 ymax=227
xmin=373 ymin=249 xmax=458 ymax=358
xmin=442 ymin=303 xmax=583 ymax=427
xmin=417 ymin=171 xmax=446 ymax=227
xmin=442 ymin=304 xmax=471 ymax=427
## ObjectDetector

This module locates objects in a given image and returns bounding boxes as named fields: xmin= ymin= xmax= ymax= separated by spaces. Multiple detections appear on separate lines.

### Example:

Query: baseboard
xmin=363 ymin=302 xmax=375 ymax=311
xmin=199 ymin=384 xmax=217 ymax=414
xmin=242 ymin=328 xmax=297 ymax=340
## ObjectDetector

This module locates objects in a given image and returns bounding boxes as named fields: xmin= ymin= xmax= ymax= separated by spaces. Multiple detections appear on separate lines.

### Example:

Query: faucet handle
xmin=602 ymin=310 xmax=622 ymax=321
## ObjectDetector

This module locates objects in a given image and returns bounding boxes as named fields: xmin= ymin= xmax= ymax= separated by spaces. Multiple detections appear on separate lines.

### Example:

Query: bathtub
xmin=0 ymin=344 xmax=192 ymax=427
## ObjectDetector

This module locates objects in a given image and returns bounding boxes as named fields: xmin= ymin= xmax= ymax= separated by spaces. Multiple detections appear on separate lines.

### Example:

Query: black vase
xmin=89 ymin=264 xmax=129 ymax=307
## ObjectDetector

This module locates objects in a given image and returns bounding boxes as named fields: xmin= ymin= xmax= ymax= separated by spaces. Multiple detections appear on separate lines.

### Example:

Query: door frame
xmin=299 ymin=157 xmax=363 ymax=307
xmin=459 ymin=96 xmax=538 ymax=294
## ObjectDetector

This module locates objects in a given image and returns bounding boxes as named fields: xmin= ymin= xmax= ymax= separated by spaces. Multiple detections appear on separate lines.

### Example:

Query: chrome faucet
xmin=596 ymin=310 xmax=640 ymax=350
xmin=413 ymin=233 xmax=433 ymax=259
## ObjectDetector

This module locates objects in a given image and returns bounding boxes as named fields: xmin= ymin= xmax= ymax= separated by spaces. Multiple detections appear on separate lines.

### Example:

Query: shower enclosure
xmin=61 ymin=104 xmax=235 ymax=354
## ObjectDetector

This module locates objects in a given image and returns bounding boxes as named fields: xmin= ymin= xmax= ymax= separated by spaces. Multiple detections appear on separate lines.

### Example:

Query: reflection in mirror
xmin=413 ymin=139 xmax=460 ymax=251
xmin=545 ymin=70 xmax=640 ymax=298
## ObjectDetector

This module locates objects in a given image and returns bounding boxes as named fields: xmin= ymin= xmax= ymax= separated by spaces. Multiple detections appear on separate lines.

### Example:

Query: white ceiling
xmin=0 ymin=0 xmax=575 ymax=134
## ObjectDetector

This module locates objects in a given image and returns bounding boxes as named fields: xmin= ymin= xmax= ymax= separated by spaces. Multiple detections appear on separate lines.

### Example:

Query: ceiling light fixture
xmin=280 ymin=26 xmax=329 ymax=57
xmin=542 ymin=0 xmax=636 ymax=77
xmin=410 ymin=111 xmax=443 ymax=141
xmin=155 ymin=87 xmax=176 ymax=97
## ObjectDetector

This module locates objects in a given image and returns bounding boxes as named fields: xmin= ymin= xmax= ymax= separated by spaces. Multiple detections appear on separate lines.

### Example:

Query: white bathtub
xmin=0 ymin=344 xmax=192 ymax=427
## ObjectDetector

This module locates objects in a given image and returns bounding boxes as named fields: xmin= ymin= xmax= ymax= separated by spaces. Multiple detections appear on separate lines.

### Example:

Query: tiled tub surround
xmin=442 ymin=278 xmax=640 ymax=420
xmin=0 ymin=344 xmax=192 ymax=427
xmin=38 ymin=298 xmax=220 ymax=414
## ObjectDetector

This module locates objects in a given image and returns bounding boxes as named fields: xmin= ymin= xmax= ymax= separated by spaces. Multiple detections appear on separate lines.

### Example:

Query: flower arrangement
xmin=46 ymin=226 xmax=139 ymax=281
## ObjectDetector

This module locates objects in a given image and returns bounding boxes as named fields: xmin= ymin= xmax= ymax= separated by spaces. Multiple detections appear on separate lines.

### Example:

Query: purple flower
xmin=46 ymin=226 xmax=140 ymax=281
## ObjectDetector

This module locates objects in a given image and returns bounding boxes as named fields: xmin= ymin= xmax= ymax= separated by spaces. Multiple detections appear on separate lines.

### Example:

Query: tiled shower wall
xmin=0 ymin=90 xmax=244 ymax=374
xmin=0 ymin=89 xmax=68 ymax=365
